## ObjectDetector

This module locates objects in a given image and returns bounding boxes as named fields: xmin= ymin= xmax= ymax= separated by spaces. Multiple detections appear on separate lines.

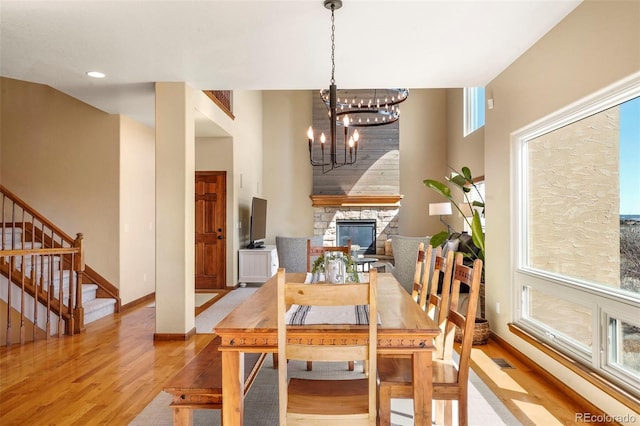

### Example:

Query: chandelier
xmin=307 ymin=0 xmax=409 ymax=173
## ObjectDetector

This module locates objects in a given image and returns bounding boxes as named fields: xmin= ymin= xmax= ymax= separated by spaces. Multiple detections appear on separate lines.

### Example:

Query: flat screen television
xmin=247 ymin=197 xmax=267 ymax=249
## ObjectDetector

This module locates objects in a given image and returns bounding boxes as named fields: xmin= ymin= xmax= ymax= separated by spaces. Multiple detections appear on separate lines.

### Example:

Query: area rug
xmin=130 ymin=354 xmax=520 ymax=426
xmin=195 ymin=287 xmax=258 ymax=333
xmin=140 ymin=286 xmax=521 ymax=425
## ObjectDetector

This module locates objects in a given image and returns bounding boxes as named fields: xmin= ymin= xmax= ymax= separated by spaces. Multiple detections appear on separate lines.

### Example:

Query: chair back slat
xmin=285 ymin=282 xmax=368 ymax=306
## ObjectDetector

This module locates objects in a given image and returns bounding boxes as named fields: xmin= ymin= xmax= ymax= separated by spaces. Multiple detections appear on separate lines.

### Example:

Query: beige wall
xmin=262 ymin=91 xmax=315 ymax=240
xmin=119 ymin=115 xmax=156 ymax=304
xmin=231 ymin=91 xmax=264 ymax=282
xmin=0 ymin=77 xmax=121 ymax=285
xmin=485 ymin=0 xmax=640 ymax=418
xmin=399 ymin=89 xmax=451 ymax=237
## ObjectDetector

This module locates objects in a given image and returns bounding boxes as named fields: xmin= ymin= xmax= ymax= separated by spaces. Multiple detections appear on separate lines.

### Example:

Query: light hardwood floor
xmin=0 ymin=299 xmax=605 ymax=425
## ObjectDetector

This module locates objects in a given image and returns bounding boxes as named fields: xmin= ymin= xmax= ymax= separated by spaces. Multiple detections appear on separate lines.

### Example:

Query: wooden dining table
xmin=214 ymin=271 xmax=440 ymax=425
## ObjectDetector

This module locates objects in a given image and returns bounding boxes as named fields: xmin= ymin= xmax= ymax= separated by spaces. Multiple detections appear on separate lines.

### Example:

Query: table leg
xmin=222 ymin=350 xmax=244 ymax=426
xmin=412 ymin=350 xmax=433 ymax=425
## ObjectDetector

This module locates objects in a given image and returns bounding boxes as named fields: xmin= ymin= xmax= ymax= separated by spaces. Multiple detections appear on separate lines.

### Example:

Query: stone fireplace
xmin=311 ymin=195 xmax=400 ymax=256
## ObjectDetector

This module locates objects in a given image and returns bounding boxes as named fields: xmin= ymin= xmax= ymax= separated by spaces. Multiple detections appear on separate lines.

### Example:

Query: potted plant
xmin=423 ymin=166 xmax=485 ymax=265
xmin=312 ymin=252 xmax=360 ymax=283
xmin=423 ymin=166 xmax=489 ymax=344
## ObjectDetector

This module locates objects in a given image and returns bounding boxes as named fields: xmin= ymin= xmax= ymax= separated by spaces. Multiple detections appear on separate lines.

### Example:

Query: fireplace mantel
xmin=310 ymin=194 xmax=403 ymax=207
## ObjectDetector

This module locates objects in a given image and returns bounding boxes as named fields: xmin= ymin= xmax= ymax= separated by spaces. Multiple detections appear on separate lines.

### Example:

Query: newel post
xmin=73 ymin=233 xmax=85 ymax=334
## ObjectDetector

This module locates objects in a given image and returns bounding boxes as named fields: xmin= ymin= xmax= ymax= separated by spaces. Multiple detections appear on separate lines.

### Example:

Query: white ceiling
xmin=1 ymin=0 xmax=581 ymax=130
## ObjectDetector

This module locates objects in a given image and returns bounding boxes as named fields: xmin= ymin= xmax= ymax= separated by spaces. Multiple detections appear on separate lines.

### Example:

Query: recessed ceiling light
xmin=86 ymin=71 xmax=105 ymax=78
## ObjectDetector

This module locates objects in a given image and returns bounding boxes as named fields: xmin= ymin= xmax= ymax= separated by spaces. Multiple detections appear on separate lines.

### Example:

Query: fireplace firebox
xmin=336 ymin=220 xmax=376 ymax=255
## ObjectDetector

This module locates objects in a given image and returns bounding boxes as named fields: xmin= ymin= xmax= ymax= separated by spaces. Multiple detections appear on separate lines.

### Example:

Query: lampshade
xmin=429 ymin=202 xmax=452 ymax=216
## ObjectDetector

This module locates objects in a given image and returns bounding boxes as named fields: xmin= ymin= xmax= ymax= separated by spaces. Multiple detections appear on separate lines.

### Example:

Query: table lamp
xmin=429 ymin=202 xmax=452 ymax=233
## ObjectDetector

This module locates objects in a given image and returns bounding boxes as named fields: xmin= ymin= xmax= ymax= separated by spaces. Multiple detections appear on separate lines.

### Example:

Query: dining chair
xmin=276 ymin=236 xmax=323 ymax=273
xmin=306 ymin=239 xmax=352 ymax=273
xmin=377 ymin=253 xmax=482 ymax=426
xmin=276 ymin=268 xmax=378 ymax=425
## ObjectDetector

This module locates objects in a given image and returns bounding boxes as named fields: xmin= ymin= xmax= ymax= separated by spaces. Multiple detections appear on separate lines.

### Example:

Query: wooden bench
xmin=163 ymin=335 xmax=266 ymax=426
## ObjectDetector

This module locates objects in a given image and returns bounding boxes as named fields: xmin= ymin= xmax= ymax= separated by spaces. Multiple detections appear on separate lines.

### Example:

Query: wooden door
xmin=195 ymin=171 xmax=227 ymax=290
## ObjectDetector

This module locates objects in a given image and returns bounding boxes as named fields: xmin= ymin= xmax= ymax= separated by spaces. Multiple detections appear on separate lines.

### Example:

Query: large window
xmin=513 ymin=73 xmax=640 ymax=397
xmin=463 ymin=87 xmax=485 ymax=136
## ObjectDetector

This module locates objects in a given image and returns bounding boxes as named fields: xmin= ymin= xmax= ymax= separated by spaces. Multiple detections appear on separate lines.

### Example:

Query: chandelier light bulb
xmin=320 ymin=133 xmax=326 ymax=144
xmin=348 ymin=136 xmax=354 ymax=148
xmin=353 ymin=129 xmax=360 ymax=142
xmin=307 ymin=126 xmax=314 ymax=141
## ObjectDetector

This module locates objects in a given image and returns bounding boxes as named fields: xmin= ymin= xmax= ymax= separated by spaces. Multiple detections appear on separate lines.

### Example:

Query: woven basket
xmin=455 ymin=318 xmax=490 ymax=345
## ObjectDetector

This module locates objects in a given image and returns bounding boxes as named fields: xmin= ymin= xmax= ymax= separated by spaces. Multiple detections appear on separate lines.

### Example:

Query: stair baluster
xmin=0 ymin=185 xmax=114 ymax=346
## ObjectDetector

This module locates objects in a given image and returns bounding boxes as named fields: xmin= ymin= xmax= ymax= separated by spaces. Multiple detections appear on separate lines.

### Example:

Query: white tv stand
xmin=238 ymin=245 xmax=278 ymax=286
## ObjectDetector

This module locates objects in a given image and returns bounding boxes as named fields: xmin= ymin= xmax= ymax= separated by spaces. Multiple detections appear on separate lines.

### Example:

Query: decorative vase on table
xmin=324 ymin=252 xmax=346 ymax=284
xmin=312 ymin=252 xmax=359 ymax=283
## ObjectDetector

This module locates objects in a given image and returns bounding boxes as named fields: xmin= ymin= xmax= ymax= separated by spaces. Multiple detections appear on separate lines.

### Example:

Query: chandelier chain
xmin=330 ymin=4 xmax=336 ymax=85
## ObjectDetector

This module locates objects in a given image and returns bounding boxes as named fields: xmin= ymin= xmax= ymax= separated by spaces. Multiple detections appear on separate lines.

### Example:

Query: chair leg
xmin=272 ymin=353 xmax=279 ymax=369
xmin=458 ymin=388 xmax=468 ymax=426
xmin=443 ymin=400 xmax=453 ymax=426
xmin=348 ymin=361 xmax=355 ymax=371
xmin=306 ymin=360 xmax=313 ymax=371
xmin=377 ymin=384 xmax=392 ymax=426
xmin=434 ymin=399 xmax=444 ymax=425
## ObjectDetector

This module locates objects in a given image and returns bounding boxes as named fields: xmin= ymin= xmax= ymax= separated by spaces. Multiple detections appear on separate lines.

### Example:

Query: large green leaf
xmin=471 ymin=211 xmax=485 ymax=260
xmin=423 ymin=180 xmax=451 ymax=199
xmin=449 ymin=174 xmax=468 ymax=189
xmin=461 ymin=166 xmax=472 ymax=181
xmin=429 ymin=231 xmax=450 ymax=248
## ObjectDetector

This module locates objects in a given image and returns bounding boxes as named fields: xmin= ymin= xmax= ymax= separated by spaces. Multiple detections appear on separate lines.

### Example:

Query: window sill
xmin=508 ymin=323 xmax=640 ymax=411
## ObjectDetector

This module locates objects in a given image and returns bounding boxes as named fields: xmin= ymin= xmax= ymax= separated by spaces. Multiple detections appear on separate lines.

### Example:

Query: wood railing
xmin=1 ymin=239 xmax=84 ymax=345
xmin=203 ymin=90 xmax=234 ymax=119
xmin=0 ymin=185 xmax=97 ymax=345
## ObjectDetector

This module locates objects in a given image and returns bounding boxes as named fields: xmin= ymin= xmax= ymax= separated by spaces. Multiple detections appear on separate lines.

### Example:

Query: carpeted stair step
xmin=84 ymin=297 xmax=117 ymax=324
xmin=49 ymin=282 xmax=100 ymax=306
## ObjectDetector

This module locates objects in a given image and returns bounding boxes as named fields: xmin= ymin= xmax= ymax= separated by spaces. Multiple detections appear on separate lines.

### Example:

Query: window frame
xmin=511 ymin=71 xmax=640 ymax=397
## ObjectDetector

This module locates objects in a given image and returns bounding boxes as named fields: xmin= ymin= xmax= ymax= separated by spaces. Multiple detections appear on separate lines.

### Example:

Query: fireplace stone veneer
xmin=313 ymin=206 xmax=399 ymax=255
